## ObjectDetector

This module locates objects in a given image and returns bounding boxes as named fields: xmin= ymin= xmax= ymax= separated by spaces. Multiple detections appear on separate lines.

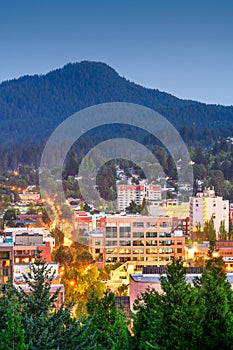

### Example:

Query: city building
xmin=189 ymin=188 xmax=229 ymax=238
xmin=0 ymin=242 xmax=14 ymax=284
xmin=103 ymin=214 xmax=185 ymax=269
xmin=117 ymin=184 xmax=162 ymax=211
xmin=18 ymin=191 xmax=41 ymax=204
xmin=73 ymin=211 xmax=106 ymax=233
xmin=185 ymin=240 xmax=233 ymax=271
xmin=89 ymin=230 xmax=104 ymax=260
xmin=129 ymin=268 xmax=233 ymax=311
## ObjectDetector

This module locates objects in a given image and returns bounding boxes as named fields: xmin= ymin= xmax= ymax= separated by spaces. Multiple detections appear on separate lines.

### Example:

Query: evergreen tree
xmin=219 ymin=220 xmax=227 ymax=240
xmin=132 ymin=258 xmax=203 ymax=350
xmin=0 ymin=296 xmax=28 ymax=350
xmin=86 ymin=289 xmax=131 ymax=350
xmin=203 ymin=216 xmax=216 ymax=251
xmin=194 ymin=256 xmax=233 ymax=349
xmin=17 ymin=251 xmax=89 ymax=350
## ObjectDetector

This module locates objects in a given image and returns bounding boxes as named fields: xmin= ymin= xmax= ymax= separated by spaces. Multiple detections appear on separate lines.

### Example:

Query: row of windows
xmin=106 ymin=240 xmax=176 ymax=247
xmin=106 ymin=256 xmax=174 ymax=263
xmin=106 ymin=232 xmax=172 ymax=239
xmin=106 ymin=248 xmax=182 ymax=254
xmin=106 ymin=221 xmax=171 ymax=230
xmin=195 ymin=200 xmax=227 ymax=210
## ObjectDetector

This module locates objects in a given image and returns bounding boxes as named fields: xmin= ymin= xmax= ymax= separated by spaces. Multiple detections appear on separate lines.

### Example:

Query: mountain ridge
xmin=0 ymin=60 xmax=233 ymax=145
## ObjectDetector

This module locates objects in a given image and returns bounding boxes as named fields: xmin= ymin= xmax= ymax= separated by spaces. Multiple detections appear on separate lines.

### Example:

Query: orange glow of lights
xmin=69 ymin=280 xmax=76 ymax=287
xmin=212 ymin=251 xmax=219 ymax=258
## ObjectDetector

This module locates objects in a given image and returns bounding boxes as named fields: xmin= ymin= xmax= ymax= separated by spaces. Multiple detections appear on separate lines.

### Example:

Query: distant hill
xmin=0 ymin=61 xmax=233 ymax=147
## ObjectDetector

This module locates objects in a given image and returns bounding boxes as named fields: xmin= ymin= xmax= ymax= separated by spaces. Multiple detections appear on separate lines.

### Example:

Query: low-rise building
xmin=129 ymin=268 xmax=233 ymax=310
xmin=18 ymin=191 xmax=41 ymax=204
xmin=0 ymin=243 xmax=14 ymax=284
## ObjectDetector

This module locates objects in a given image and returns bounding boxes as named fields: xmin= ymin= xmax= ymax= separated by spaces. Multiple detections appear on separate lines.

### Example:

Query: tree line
xmin=1 ymin=249 xmax=233 ymax=349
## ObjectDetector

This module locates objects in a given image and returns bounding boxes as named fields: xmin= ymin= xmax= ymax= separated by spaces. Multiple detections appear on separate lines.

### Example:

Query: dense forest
xmin=0 ymin=61 xmax=233 ymax=156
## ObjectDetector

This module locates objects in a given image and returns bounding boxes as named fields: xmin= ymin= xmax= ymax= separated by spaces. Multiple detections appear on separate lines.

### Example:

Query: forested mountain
xmin=0 ymin=60 xmax=233 ymax=145
xmin=0 ymin=61 xmax=233 ymax=170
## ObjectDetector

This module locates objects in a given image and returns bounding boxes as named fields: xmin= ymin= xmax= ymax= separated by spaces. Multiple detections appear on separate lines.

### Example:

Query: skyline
xmin=0 ymin=0 xmax=233 ymax=106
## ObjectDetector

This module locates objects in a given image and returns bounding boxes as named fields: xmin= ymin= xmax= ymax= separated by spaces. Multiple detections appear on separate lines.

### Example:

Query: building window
xmin=119 ymin=227 xmax=131 ymax=238
xmin=0 ymin=252 xmax=10 ymax=259
xmin=146 ymin=240 xmax=157 ymax=246
xmin=3 ymin=268 xmax=9 ymax=276
xmin=95 ymin=249 xmax=100 ymax=254
xmin=119 ymin=248 xmax=131 ymax=254
xmin=120 ymin=257 xmax=131 ymax=263
xmin=146 ymin=248 xmax=157 ymax=254
xmin=146 ymin=222 xmax=156 ymax=227
xmin=159 ymin=248 xmax=174 ymax=254
xmin=177 ymin=248 xmax=182 ymax=254
xmin=119 ymin=240 xmax=131 ymax=246
xmin=132 ymin=248 xmax=144 ymax=254
xmin=133 ymin=232 xmax=144 ymax=238
xmin=133 ymin=222 xmax=144 ymax=228
xmin=106 ymin=241 xmax=118 ymax=246
xmin=160 ymin=222 xmax=169 ymax=228
xmin=146 ymin=232 xmax=157 ymax=238
xmin=106 ymin=227 xmax=117 ymax=233
xmin=133 ymin=257 xmax=144 ymax=261
xmin=146 ymin=257 xmax=158 ymax=261
xmin=106 ymin=232 xmax=117 ymax=238
xmin=106 ymin=248 xmax=118 ymax=254
xmin=132 ymin=240 xmax=144 ymax=246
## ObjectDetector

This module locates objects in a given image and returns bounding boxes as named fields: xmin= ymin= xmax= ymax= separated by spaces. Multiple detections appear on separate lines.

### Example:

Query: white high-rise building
xmin=117 ymin=184 xmax=162 ymax=211
xmin=189 ymin=188 xmax=229 ymax=238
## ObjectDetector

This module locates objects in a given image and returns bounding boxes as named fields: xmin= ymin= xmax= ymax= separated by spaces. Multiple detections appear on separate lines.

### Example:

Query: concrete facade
xmin=189 ymin=188 xmax=229 ymax=238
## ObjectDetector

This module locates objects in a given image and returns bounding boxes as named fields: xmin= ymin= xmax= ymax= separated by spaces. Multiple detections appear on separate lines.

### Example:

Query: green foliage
xmin=3 ymin=208 xmax=18 ymax=221
xmin=51 ymin=226 xmax=64 ymax=247
xmin=62 ymin=265 xmax=106 ymax=318
xmin=219 ymin=220 xmax=227 ymax=240
xmin=133 ymin=257 xmax=233 ymax=350
xmin=203 ymin=215 xmax=216 ymax=250
xmin=53 ymin=245 xmax=73 ymax=266
xmin=0 ymin=296 xmax=28 ymax=350
xmin=86 ymin=289 xmax=131 ymax=350
xmin=75 ymin=250 xmax=93 ymax=269
xmin=194 ymin=257 xmax=233 ymax=349
xmin=16 ymin=251 xmax=90 ymax=349
xmin=132 ymin=258 xmax=203 ymax=350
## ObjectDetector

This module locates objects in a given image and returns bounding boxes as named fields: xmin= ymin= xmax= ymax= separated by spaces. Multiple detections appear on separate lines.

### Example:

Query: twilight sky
xmin=0 ymin=0 xmax=233 ymax=105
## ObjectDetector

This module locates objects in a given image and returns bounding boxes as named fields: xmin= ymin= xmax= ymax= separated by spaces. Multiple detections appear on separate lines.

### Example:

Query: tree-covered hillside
xmin=0 ymin=61 xmax=233 ymax=146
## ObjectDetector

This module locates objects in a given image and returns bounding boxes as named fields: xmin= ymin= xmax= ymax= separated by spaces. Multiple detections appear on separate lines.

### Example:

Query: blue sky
xmin=0 ymin=0 xmax=233 ymax=105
